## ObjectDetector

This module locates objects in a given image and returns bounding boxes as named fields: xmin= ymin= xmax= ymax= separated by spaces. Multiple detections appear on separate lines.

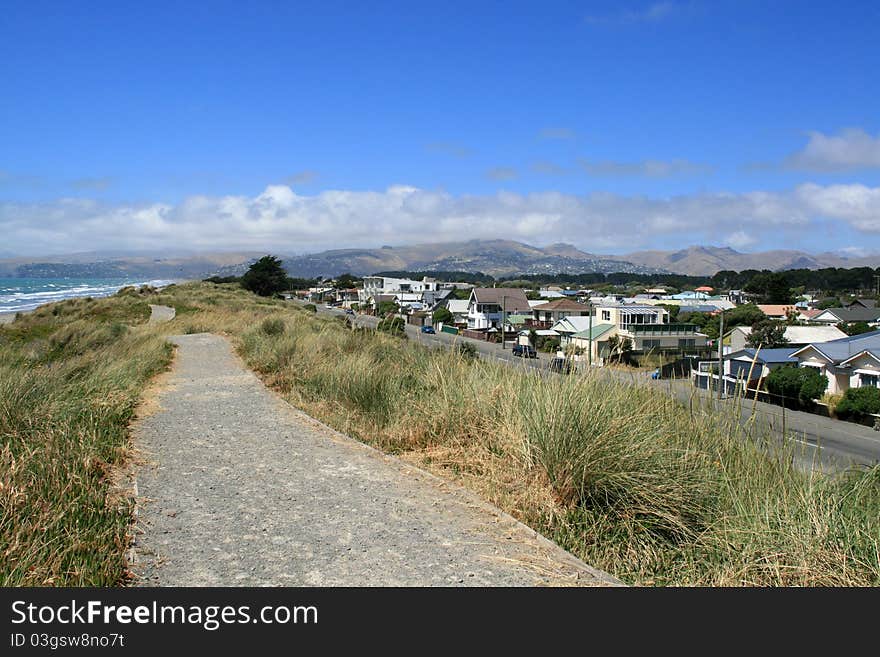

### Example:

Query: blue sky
xmin=1 ymin=1 xmax=879 ymax=256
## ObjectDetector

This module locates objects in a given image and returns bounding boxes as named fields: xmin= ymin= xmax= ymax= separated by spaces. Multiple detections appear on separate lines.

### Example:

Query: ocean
xmin=0 ymin=277 xmax=177 ymax=314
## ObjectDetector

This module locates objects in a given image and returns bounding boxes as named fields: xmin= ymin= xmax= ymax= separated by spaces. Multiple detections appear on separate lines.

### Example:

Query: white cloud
xmin=786 ymin=129 xmax=880 ymax=171
xmin=795 ymin=183 xmax=880 ymax=231
xmin=725 ymin=230 xmax=757 ymax=249
xmin=1 ymin=182 xmax=878 ymax=256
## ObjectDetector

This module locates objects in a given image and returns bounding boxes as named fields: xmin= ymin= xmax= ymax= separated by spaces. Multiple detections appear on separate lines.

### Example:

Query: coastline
xmin=0 ymin=279 xmax=183 ymax=324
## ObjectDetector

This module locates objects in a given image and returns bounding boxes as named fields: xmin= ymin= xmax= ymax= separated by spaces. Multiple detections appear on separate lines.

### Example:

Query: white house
xmin=724 ymin=325 xmax=848 ymax=352
xmin=466 ymin=288 xmax=531 ymax=331
xmin=590 ymin=303 xmax=707 ymax=352
xmin=444 ymin=299 xmax=470 ymax=325
xmin=791 ymin=330 xmax=880 ymax=394
xmin=359 ymin=276 xmax=441 ymax=305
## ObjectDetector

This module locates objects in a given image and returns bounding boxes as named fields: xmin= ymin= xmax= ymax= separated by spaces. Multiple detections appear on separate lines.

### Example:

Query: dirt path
xmin=130 ymin=333 xmax=619 ymax=586
xmin=148 ymin=304 xmax=176 ymax=323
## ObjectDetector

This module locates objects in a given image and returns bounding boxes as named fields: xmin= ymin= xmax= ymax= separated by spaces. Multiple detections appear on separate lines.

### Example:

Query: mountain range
xmin=3 ymin=242 xmax=879 ymax=280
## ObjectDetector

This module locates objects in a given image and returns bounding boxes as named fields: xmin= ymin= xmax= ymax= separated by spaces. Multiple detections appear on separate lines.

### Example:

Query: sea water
xmin=0 ymin=277 xmax=177 ymax=313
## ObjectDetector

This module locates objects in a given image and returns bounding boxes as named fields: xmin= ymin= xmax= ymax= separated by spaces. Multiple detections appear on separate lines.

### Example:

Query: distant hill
xmin=0 ymin=251 xmax=265 ymax=279
xmin=623 ymin=245 xmax=880 ymax=276
xmin=3 ymin=242 xmax=879 ymax=281
xmin=274 ymin=240 xmax=664 ymax=278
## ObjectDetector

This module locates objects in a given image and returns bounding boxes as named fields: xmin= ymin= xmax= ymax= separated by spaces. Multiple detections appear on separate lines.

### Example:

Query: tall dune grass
xmin=0 ymin=296 xmax=171 ymax=585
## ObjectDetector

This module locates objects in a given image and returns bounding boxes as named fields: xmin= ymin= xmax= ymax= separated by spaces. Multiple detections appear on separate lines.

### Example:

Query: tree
xmin=746 ymin=320 xmax=789 ymax=348
xmin=432 ymin=307 xmax=454 ymax=324
xmin=241 ymin=255 xmax=289 ymax=297
xmin=816 ymin=297 xmax=840 ymax=310
xmin=376 ymin=300 xmax=399 ymax=316
xmin=333 ymin=273 xmax=361 ymax=289
xmin=838 ymin=321 xmax=873 ymax=336
xmin=765 ymin=366 xmax=827 ymax=407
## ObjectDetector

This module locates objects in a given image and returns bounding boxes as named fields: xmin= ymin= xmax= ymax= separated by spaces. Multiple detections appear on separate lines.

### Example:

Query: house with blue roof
xmin=791 ymin=329 xmax=880 ymax=394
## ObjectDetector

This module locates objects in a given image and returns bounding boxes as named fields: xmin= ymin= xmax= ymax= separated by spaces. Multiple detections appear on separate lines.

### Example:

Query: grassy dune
xmin=0 ymin=292 xmax=172 ymax=585
xmin=2 ymin=282 xmax=878 ymax=586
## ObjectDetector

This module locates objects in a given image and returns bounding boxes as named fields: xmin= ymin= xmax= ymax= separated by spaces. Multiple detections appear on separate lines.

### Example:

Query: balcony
xmin=624 ymin=323 xmax=700 ymax=336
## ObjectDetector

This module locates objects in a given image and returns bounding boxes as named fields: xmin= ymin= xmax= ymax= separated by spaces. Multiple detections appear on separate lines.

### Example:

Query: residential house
xmin=553 ymin=302 xmax=708 ymax=359
xmin=359 ymin=276 xmax=440 ymax=306
xmin=725 ymin=348 xmax=799 ymax=383
xmin=637 ymin=297 xmax=735 ymax=311
xmin=724 ymin=325 xmax=847 ymax=352
xmin=466 ymin=288 xmax=531 ymax=331
xmin=790 ymin=330 xmax=880 ymax=394
xmin=568 ymin=323 xmax=617 ymax=364
xmin=797 ymin=308 xmax=823 ymax=322
xmin=757 ymin=304 xmax=797 ymax=320
xmin=337 ymin=288 xmax=360 ymax=308
xmin=678 ymin=305 xmax=721 ymax=315
xmin=667 ymin=291 xmax=711 ymax=301
xmin=694 ymin=348 xmax=800 ymax=395
xmin=531 ymin=298 xmax=592 ymax=326
xmin=845 ymin=298 xmax=877 ymax=309
xmin=307 ymin=286 xmax=336 ymax=303
xmin=809 ymin=307 xmax=880 ymax=326
xmin=444 ymin=299 xmax=470 ymax=325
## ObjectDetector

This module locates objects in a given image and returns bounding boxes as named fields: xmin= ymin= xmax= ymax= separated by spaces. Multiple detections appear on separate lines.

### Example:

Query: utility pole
xmin=588 ymin=300 xmax=593 ymax=368
xmin=501 ymin=294 xmax=506 ymax=349
xmin=717 ymin=309 xmax=724 ymax=401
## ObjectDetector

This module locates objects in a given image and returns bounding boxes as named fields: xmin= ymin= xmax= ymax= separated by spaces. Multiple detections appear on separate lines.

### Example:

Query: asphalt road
xmin=309 ymin=303 xmax=880 ymax=473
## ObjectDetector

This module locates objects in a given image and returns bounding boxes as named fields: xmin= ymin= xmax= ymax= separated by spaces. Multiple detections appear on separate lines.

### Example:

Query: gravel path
xmin=148 ymin=304 xmax=176 ymax=323
xmin=131 ymin=333 xmax=619 ymax=586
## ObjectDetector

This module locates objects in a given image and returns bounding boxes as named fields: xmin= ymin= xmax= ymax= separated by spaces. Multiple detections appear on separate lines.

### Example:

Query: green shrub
xmin=765 ymin=366 xmax=827 ymax=407
xmin=377 ymin=316 xmax=406 ymax=337
xmin=304 ymin=303 xmax=317 ymax=313
xmin=261 ymin=317 xmax=286 ymax=336
xmin=457 ymin=341 xmax=478 ymax=361
xmin=836 ymin=387 xmax=880 ymax=420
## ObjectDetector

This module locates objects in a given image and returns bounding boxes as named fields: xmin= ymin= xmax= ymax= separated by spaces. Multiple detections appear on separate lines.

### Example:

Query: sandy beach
xmin=0 ymin=311 xmax=21 ymax=325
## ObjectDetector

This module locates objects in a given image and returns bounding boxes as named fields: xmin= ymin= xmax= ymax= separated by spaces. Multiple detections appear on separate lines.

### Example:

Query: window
xmin=602 ymin=310 xmax=611 ymax=321
xmin=860 ymin=373 xmax=879 ymax=388
xmin=679 ymin=338 xmax=695 ymax=348
xmin=642 ymin=339 xmax=661 ymax=349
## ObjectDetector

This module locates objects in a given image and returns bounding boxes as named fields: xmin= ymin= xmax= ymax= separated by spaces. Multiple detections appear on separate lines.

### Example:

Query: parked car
xmin=420 ymin=325 xmax=436 ymax=334
xmin=344 ymin=308 xmax=355 ymax=315
xmin=512 ymin=344 xmax=537 ymax=358
xmin=549 ymin=357 xmax=574 ymax=373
